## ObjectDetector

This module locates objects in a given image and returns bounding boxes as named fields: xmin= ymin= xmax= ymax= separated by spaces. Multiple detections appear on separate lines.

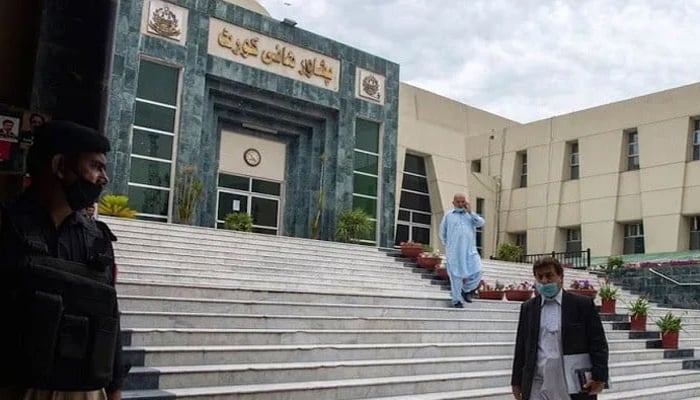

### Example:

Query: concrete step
xmin=117 ymin=273 xmax=448 ymax=297
xmin=117 ymin=265 xmax=442 ymax=291
xmin=124 ymin=344 xmax=672 ymax=368
xmin=123 ymin=328 xmax=653 ymax=349
xmin=118 ymin=295 xmax=524 ymax=319
xmin=119 ymin=309 xmax=641 ymax=333
xmin=120 ymin=368 xmax=700 ymax=400
xmin=125 ymin=357 xmax=692 ymax=390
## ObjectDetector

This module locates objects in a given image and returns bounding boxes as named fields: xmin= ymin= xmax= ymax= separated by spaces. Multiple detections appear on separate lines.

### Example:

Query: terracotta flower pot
xmin=569 ymin=289 xmax=597 ymax=299
xmin=478 ymin=290 xmax=504 ymax=300
xmin=661 ymin=331 xmax=679 ymax=349
xmin=417 ymin=256 xmax=442 ymax=270
xmin=505 ymin=290 xmax=533 ymax=301
xmin=400 ymin=245 xmax=423 ymax=259
xmin=601 ymin=299 xmax=616 ymax=314
xmin=630 ymin=314 xmax=646 ymax=331
xmin=436 ymin=267 xmax=449 ymax=280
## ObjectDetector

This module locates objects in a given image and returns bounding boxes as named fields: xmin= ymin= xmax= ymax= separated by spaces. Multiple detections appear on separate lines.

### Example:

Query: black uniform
xmin=0 ymin=190 xmax=127 ymax=392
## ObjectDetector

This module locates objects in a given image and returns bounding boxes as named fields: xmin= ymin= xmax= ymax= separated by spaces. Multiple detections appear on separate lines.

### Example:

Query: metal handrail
xmin=648 ymin=268 xmax=700 ymax=286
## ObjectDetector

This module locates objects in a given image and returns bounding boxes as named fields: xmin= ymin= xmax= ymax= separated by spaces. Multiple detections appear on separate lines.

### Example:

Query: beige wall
xmin=460 ymin=83 xmax=700 ymax=258
xmin=397 ymin=83 xmax=517 ymax=254
xmin=219 ymin=130 xmax=286 ymax=182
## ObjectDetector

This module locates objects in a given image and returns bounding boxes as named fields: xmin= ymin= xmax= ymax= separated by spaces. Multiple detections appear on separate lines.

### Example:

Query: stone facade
xmin=106 ymin=0 xmax=399 ymax=246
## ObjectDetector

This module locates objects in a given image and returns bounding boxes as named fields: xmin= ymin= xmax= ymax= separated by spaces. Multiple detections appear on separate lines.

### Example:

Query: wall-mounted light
xmin=282 ymin=18 xmax=297 ymax=27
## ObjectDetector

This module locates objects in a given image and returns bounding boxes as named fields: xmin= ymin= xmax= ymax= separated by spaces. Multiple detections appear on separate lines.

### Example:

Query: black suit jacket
xmin=511 ymin=290 xmax=609 ymax=400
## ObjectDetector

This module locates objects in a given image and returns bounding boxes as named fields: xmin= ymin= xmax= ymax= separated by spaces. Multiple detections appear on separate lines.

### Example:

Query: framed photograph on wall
xmin=0 ymin=115 xmax=20 ymax=140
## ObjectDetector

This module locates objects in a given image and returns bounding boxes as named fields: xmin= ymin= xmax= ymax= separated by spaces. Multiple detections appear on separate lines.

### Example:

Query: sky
xmin=257 ymin=0 xmax=700 ymax=123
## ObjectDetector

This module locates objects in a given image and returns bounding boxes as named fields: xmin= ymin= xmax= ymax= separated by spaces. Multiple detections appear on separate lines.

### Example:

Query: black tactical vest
xmin=0 ymin=203 xmax=119 ymax=391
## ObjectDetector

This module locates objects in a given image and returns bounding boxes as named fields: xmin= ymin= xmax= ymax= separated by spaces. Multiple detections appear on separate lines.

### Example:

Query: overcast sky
xmin=258 ymin=0 xmax=700 ymax=123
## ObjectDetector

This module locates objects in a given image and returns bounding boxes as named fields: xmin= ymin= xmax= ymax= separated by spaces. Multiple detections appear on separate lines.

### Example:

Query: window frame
xmin=626 ymin=129 xmax=640 ymax=171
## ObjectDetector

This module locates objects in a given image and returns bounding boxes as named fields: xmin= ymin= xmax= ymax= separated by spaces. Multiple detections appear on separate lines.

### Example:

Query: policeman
xmin=0 ymin=121 xmax=127 ymax=400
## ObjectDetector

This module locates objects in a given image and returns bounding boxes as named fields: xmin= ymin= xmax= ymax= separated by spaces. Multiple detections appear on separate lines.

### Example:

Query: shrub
xmin=224 ymin=212 xmax=253 ymax=232
xmin=335 ymin=209 xmax=373 ymax=243
xmin=98 ymin=195 xmax=137 ymax=218
xmin=598 ymin=284 xmax=619 ymax=300
xmin=656 ymin=312 xmax=683 ymax=333
xmin=174 ymin=165 xmax=204 ymax=225
xmin=629 ymin=297 xmax=649 ymax=317
xmin=497 ymin=242 xmax=524 ymax=262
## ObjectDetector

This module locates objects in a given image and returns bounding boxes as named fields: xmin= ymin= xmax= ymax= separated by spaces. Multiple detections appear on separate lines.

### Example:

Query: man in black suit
xmin=511 ymin=257 xmax=609 ymax=400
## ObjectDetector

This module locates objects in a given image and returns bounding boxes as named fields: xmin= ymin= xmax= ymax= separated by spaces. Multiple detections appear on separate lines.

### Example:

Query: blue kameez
xmin=439 ymin=208 xmax=486 ymax=304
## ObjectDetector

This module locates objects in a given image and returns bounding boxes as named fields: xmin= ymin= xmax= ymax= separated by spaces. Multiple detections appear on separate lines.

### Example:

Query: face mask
xmin=454 ymin=207 xmax=465 ymax=213
xmin=63 ymin=174 xmax=104 ymax=211
xmin=536 ymin=282 xmax=559 ymax=298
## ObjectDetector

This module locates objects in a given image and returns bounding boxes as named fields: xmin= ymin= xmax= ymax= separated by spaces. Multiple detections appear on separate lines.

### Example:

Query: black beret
xmin=31 ymin=120 xmax=111 ymax=157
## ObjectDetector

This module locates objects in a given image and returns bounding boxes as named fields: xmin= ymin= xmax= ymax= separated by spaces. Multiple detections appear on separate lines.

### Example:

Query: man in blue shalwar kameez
xmin=439 ymin=193 xmax=486 ymax=308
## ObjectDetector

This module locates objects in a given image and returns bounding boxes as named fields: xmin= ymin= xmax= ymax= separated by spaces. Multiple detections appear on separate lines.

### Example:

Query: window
xmin=693 ymin=120 xmax=700 ymax=161
xmin=128 ymin=59 xmax=180 ymax=221
xmin=476 ymin=198 xmax=485 ymax=256
xmin=690 ymin=216 xmax=700 ymax=251
xmin=216 ymin=174 xmax=282 ymax=235
xmin=569 ymin=141 xmax=579 ymax=180
xmin=623 ymin=222 xmax=645 ymax=254
xmin=514 ymin=232 xmax=527 ymax=252
xmin=395 ymin=154 xmax=431 ymax=246
xmin=517 ymin=151 xmax=527 ymax=188
xmin=471 ymin=159 xmax=482 ymax=173
xmin=626 ymin=129 xmax=639 ymax=171
xmin=565 ymin=228 xmax=582 ymax=253
xmin=353 ymin=119 xmax=381 ymax=244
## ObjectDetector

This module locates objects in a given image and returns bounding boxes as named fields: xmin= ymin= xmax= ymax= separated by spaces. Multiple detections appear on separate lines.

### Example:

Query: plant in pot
xmin=569 ymin=279 xmax=597 ymax=299
xmin=174 ymin=165 xmax=204 ymax=225
xmin=598 ymin=284 xmax=619 ymax=314
xmin=496 ymin=242 xmax=524 ymax=262
xmin=604 ymin=256 xmax=624 ymax=275
xmin=655 ymin=312 xmax=683 ymax=349
xmin=224 ymin=212 xmax=253 ymax=232
xmin=628 ymin=297 xmax=649 ymax=331
xmin=505 ymin=281 xmax=535 ymax=301
xmin=400 ymin=241 xmax=425 ymax=259
xmin=477 ymin=280 xmax=505 ymax=300
xmin=417 ymin=245 xmax=443 ymax=270
xmin=335 ymin=209 xmax=373 ymax=243
xmin=98 ymin=195 xmax=138 ymax=218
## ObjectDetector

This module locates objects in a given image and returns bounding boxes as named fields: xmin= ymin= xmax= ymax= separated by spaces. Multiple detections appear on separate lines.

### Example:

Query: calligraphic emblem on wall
xmin=362 ymin=75 xmax=381 ymax=100
xmin=148 ymin=4 xmax=181 ymax=39
xmin=244 ymin=148 xmax=262 ymax=167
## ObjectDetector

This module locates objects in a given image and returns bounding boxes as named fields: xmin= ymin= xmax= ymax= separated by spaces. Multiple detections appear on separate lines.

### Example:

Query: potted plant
xmin=655 ymin=312 xmax=683 ymax=349
xmin=434 ymin=263 xmax=449 ymax=280
xmin=335 ymin=209 xmax=373 ymax=243
xmin=98 ymin=194 xmax=138 ymax=218
xmin=598 ymin=284 xmax=619 ymax=314
xmin=477 ymin=280 xmax=505 ymax=300
xmin=417 ymin=246 xmax=443 ymax=270
xmin=174 ymin=165 xmax=204 ymax=225
xmin=400 ymin=241 xmax=424 ymax=259
xmin=628 ymin=297 xmax=649 ymax=331
xmin=224 ymin=212 xmax=253 ymax=232
xmin=568 ymin=280 xmax=597 ymax=299
xmin=496 ymin=242 xmax=524 ymax=262
xmin=505 ymin=281 xmax=535 ymax=301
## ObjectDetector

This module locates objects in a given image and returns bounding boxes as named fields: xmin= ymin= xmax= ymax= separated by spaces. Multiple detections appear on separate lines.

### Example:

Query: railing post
xmin=586 ymin=248 xmax=591 ymax=266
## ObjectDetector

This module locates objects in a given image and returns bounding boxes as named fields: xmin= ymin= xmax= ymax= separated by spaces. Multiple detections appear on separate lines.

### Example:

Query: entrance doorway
xmin=216 ymin=173 xmax=282 ymax=235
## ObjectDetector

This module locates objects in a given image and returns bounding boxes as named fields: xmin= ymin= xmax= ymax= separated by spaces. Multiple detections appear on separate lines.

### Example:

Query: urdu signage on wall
xmin=208 ymin=18 xmax=341 ymax=92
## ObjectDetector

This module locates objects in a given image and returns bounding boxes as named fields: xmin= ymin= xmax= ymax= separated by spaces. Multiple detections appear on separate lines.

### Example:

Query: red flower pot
xmin=436 ymin=267 xmax=449 ymax=280
xmin=601 ymin=299 xmax=616 ymax=314
xmin=505 ymin=290 xmax=533 ymax=301
xmin=417 ymin=256 xmax=442 ymax=271
xmin=478 ymin=290 xmax=504 ymax=300
xmin=569 ymin=289 xmax=597 ymax=299
xmin=401 ymin=245 xmax=423 ymax=259
xmin=630 ymin=314 xmax=647 ymax=331
xmin=661 ymin=331 xmax=679 ymax=349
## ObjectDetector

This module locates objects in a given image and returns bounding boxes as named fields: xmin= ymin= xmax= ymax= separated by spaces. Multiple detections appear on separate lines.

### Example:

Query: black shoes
xmin=452 ymin=302 xmax=464 ymax=308
xmin=461 ymin=290 xmax=473 ymax=303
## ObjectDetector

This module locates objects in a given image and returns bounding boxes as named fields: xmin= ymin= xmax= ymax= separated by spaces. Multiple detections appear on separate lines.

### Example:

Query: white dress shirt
xmin=532 ymin=289 xmax=570 ymax=400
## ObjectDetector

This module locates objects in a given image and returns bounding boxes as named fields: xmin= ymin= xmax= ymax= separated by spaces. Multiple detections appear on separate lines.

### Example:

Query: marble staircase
xmin=103 ymin=217 xmax=700 ymax=400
